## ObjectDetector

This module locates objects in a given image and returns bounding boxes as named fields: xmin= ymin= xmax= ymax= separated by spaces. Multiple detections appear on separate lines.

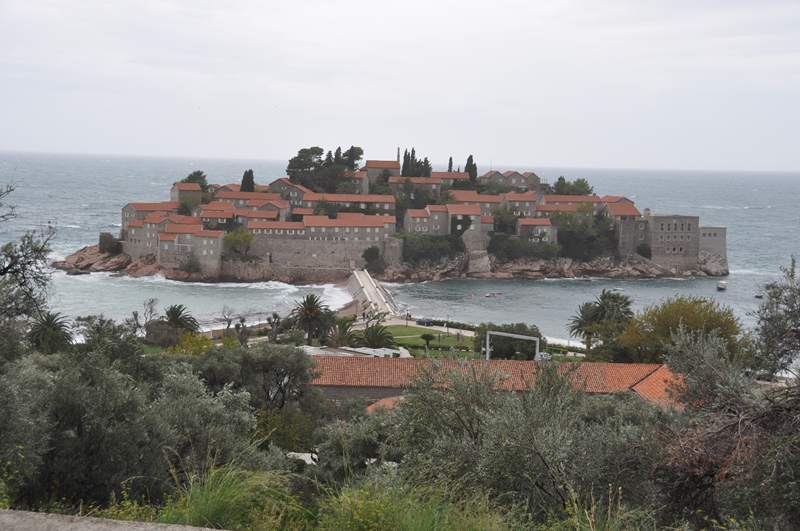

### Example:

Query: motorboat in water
xmin=716 ymin=281 xmax=727 ymax=291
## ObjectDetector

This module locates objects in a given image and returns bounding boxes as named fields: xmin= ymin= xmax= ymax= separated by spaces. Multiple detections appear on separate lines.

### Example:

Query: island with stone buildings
xmin=55 ymin=151 xmax=729 ymax=285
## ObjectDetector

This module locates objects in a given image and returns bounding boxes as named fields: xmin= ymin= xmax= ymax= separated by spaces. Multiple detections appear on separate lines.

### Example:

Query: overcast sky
xmin=1 ymin=0 xmax=799 ymax=171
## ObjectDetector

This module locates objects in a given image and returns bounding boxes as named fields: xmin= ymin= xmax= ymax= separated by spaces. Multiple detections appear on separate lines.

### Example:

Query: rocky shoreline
xmin=52 ymin=245 xmax=213 ymax=282
xmin=53 ymin=245 xmax=729 ymax=284
xmin=375 ymin=252 xmax=728 ymax=283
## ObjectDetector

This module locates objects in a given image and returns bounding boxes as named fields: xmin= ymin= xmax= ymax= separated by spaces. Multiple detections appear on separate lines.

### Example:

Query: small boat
xmin=716 ymin=281 xmax=727 ymax=291
xmin=578 ymin=277 xmax=592 ymax=282
xmin=484 ymin=291 xmax=504 ymax=297
xmin=612 ymin=287 xmax=625 ymax=292
xmin=754 ymin=291 xmax=764 ymax=299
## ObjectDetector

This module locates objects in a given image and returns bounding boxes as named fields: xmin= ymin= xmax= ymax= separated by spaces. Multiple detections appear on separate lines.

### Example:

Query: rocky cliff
xmin=52 ymin=245 xmax=212 ymax=282
xmin=56 ymin=245 xmax=728 ymax=285
xmin=375 ymin=253 xmax=722 ymax=283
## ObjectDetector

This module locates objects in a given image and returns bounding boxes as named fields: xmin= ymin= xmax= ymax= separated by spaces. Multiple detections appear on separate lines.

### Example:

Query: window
xmin=687 ymin=223 xmax=692 ymax=231
xmin=687 ymin=235 xmax=691 ymax=240
xmin=680 ymin=235 xmax=684 ymax=241
xmin=660 ymin=223 xmax=664 ymax=231
xmin=639 ymin=223 xmax=644 ymax=230
xmin=639 ymin=234 xmax=644 ymax=240
xmin=659 ymin=235 xmax=664 ymax=241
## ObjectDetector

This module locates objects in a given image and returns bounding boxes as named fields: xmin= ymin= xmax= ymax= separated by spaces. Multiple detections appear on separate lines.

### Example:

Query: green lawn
xmin=387 ymin=325 xmax=475 ymax=357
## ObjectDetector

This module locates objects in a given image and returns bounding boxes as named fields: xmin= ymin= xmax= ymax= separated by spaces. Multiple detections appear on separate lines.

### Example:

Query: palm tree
xmin=290 ymin=294 xmax=333 ymax=346
xmin=324 ymin=317 xmax=362 ymax=347
xmin=567 ymin=290 xmax=634 ymax=354
xmin=362 ymin=323 xmax=396 ymax=349
xmin=567 ymin=301 xmax=598 ymax=353
xmin=164 ymin=304 xmax=200 ymax=334
xmin=593 ymin=289 xmax=634 ymax=324
xmin=28 ymin=311 xmax=73 ymax=354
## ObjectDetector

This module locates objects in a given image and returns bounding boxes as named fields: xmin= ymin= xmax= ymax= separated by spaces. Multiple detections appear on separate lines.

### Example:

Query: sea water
xmin=1 ymin=151 xmax=798 ymax=341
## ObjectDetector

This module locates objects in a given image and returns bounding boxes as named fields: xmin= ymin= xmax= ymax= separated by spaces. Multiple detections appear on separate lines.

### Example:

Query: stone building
xmin=361 ymin=159 xmax=401 ymax=184
xmin=642 ymin=210 xmax=701 ymax=274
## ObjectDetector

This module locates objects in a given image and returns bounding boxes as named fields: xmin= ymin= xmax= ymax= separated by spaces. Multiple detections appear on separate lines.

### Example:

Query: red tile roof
xmin=311 ymin=357 xmax=677 ymax=405
xmin=236 ymin=210 xmax=278 ymax=219
xmin=542 ymin=195 xmax=602 ymax=204
xmin=215 ymin=191 xmax=280 ymax=201
xmin=631 ymin=365 xmax=681 ymax=407
xmin=361 ymin=160 xmax=401 ymax=170
xmin=446 ymin=204 xmax=483 ymax=216
xmin=406 ymin=209 xmax=429 ymax=218
xmin=481 ymin=170 xmax=501 ymax=178
xmin=200 ymin=211 xmax=234 ymax=219
xmin=292 ymin=208 xmax=314 ymax=216
xmin=165 ymin=215 xmax=202 ymax=225
xmin=605 ymin=203 xmax=642 ymax=217
xmin=303 ymin=193 xmax=395 ymax=204
xmin=128 ymin=201 xmax=180 ymax=212
xmin=198 ymin=202 xmax=234 ymax=211
xmin=345 ymin=171 xmax=367 ymax=179
xmin=366 ymin=396 xmax=405 ymax=413
xmin=158 ymin=233 xmax=177 ymax=241
xmin=175 ymin=183 xmax=202 ymax=191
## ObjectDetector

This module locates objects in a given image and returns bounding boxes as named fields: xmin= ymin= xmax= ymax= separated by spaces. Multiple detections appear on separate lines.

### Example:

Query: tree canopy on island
xmin=179 ymin=170 xmax=210 ymax=192
xmin=240 ymin=169 xmax=255 ymax=192
xmin=553 ymin=175 xmax=594 ymax=195
xmin=286 ymin=145 xmax=363 ymax=193
xmin=401 ymin=148 xmax=432 ymax=177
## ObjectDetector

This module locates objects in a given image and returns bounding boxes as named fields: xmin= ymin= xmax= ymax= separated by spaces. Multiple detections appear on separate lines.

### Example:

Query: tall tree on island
xmin=465 ymin=155 xmax=477 ymax=182
xmin=448 ymin=157 xmax=453 ymax=172
xmin=180 ymin=170 xmax=210 ymax=192
xmin=240 ymin=169 xmax=255 ymax=192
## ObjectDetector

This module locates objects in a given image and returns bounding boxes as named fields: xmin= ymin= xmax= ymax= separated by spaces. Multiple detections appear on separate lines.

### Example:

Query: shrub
xmin=488 ymin=234 xmax=558 ymax=262
xmin=180 ymin=254 xmax=202 ymax=274
xmin=400 ymin=233 xmax=465 ymax=265
xmin=98 ymin=232 xmax=122 ymax=255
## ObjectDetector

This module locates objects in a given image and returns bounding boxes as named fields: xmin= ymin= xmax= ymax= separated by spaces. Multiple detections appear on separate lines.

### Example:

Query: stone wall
xmin=313 ymin=385 xmax=404 ymax=402
xmin=700 ymin=226 xmax=727 ymax=261
xmin=220 ymin=259 xmax=351 ymax=283
xmin=381 ymin=237 xmax=404 ymax=269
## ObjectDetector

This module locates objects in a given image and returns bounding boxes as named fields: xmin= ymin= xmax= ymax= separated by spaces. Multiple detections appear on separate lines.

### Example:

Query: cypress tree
xmin=448 ymin=157 xmax=453 ymax=172
xmin=240 ymin=169 xmax=255 ymax=192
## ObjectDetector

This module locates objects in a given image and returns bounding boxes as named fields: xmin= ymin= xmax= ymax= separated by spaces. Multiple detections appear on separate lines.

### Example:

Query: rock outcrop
xmin=698 ymin=251 xmax=730 ymax=276
xmin=53 ymin=246 xmax=212 ymax=282
xmin=376 ymin=253 xmax=711 ymax=283
xmin=52 ymin=245 xmax=131 ymax=273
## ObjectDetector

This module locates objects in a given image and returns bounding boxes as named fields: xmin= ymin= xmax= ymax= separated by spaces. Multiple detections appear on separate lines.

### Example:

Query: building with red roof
xmin=310 ymin=357 xmax=680 ymax=408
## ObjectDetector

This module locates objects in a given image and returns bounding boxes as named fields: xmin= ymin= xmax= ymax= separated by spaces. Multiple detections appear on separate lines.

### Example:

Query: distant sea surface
xmin=2 ymin=151 xmax=798 ymax=343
